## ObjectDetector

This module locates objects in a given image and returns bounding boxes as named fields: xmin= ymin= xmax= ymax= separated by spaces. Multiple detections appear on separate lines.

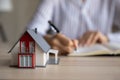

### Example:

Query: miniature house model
xmin=8 ymin=29 xmax=59 ymax=68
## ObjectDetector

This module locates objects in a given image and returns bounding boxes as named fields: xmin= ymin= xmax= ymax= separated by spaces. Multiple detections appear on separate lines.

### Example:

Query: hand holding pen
xmin=47 ymin=21 xmax=78 ymax=55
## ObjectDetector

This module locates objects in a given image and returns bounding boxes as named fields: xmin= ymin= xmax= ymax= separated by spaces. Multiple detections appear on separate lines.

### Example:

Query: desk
xmin=0 ymin=43 xmax=120 ymax=80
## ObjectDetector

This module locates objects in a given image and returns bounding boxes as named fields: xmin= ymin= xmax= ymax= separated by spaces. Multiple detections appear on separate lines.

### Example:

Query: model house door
xmin=18 ymin=51 xmax=35 ymax=68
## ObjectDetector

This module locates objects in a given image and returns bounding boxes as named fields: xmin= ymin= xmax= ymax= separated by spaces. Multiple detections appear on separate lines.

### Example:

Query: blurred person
xmin=28 ymin=0 xmax=119 ymax=55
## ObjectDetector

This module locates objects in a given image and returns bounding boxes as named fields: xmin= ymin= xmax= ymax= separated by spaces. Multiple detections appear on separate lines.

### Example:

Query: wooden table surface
xmin=0 ymin=43 xmax=120 ymax=80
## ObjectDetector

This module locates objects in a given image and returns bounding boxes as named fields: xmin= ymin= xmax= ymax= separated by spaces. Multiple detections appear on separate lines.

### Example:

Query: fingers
xmin=91 ymin=32 xmax=99 ymax=44
xmin=98 ymin=32 xmax=109 ymax=44
xmin=92 ymin=32 xmax=108 ymax=44
xmin=85 ymin=32 xmax=99 ymax=46
xmin=52 ymin=39 xmax=74 ymax=55
xmin=72 ymin=39 xmax=79 ymax=49
xmin=79 ymin=31 xmax=108 ymax=46
xmin=55 ymin=33 xmax=73 ymax=46
xmin=79 ymin=31 xmax=94 ymax=46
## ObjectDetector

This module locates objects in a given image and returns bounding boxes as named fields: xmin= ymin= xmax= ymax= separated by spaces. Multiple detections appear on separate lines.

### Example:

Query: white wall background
xmin=1 ymin=0 xmax=120 ymax=45
xmin=0 ymin=0 xmax=40 ymax=45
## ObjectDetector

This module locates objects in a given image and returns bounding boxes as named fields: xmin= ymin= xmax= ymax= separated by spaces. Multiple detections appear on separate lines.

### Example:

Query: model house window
xmin=21 ymin=41 xmax=26 ymax=53
xmin=29 ymin=42 xmax=35 ymax=53
xmin=19 ymin=55 xmax=32 ymax=67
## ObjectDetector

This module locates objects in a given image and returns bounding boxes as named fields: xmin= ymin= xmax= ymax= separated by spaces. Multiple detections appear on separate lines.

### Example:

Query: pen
xmin=72 ymin=40 xmax=78 ymax=51
xmin=48 ymin=21 xmax=60 ymax=33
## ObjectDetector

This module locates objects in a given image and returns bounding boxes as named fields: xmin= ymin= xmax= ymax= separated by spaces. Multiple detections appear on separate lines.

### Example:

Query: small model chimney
xmin=35 ymin=28 xmax=37 ymax=34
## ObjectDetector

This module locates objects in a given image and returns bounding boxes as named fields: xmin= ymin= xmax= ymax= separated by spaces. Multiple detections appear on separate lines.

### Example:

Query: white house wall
xmin=35 ymin=44 xmax=47 ymax=67
xmin=10 ymin=42 xmax=20 ymax=66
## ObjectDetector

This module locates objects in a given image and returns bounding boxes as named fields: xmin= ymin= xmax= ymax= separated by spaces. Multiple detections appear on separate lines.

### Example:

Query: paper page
xmin=69 ymin=44 xmax=111 ymax=56
xmin=103 ymin=43 xmax=120 ymax=54
xmin=103 ymin=43 xmax=120 ymax=51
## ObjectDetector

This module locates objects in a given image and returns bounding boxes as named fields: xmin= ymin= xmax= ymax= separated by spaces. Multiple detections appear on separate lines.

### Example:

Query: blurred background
xmin=0 ymin=0 xmax=40 ymax=46
xmin=0 ymin=0 xmax=120 ymax=47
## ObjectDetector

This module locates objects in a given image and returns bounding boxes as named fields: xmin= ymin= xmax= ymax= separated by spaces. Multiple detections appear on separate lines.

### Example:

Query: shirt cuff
xmin=107 ymin=33 xmax=120 ymax=43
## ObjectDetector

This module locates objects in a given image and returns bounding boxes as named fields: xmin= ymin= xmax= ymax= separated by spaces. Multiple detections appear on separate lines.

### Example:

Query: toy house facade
xmin=8 ymin=29 xmax=59 ymax=68
xmin=18 ymin=31 xmax=35 ymax=68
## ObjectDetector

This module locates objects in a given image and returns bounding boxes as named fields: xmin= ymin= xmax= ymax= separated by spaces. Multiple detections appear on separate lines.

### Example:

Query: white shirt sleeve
xmin=107 ymin=0 xmax=120 ymax=43
xmin=83 ymin=0 xmax=120 ymax=43
xmin=114 ymin=0 xmax=120 ymax=27
xmin=27 ymin=0 xmax=54 ymax=35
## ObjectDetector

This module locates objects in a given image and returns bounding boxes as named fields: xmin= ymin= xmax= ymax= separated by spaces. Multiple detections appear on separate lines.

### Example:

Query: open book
xmin=68 ymin=43 xmax=120 ymax=56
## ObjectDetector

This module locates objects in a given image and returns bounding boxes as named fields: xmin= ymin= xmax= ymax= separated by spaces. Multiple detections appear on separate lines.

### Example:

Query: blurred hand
xmin=79 ymin=31 xmax=109 ymax=46
xmin=44 ymin=33 xmax=78 ymax=55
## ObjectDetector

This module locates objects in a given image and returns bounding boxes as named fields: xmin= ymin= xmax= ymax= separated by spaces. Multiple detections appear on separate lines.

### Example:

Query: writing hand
xmin=44 ymin=33 xmax=78 ymax=55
